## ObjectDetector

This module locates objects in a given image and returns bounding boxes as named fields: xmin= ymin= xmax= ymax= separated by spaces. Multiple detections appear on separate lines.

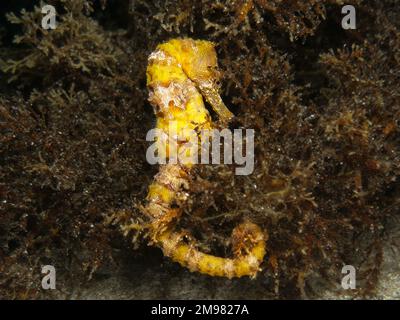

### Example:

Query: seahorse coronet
xmin=142 ymin=38 xmax=267 ymax=278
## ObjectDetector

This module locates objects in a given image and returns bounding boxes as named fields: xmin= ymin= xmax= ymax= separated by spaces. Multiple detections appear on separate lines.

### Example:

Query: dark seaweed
xmin=0 ymin=0 xmax=399 ymax=299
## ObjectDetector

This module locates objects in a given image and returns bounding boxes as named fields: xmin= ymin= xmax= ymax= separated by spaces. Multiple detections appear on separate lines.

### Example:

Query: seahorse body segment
xmin=144 ymin=38 xmax=266 ymax=278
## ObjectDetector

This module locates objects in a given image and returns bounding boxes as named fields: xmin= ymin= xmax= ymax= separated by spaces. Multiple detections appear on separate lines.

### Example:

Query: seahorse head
xmin=150 ymin=38 xmax=234 ymax=123
xmin=179 ymin=39 xmax=233 ymax=123
xmin=179 ymin=39 xmax=221 ymax=86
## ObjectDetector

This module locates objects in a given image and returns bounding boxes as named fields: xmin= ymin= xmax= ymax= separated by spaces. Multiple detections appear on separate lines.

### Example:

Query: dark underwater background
xmin=0 ymin=0 xmax=399 ymax=299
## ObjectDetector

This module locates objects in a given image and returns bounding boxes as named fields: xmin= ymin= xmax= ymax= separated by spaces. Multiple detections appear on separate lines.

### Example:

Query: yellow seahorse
xmin=143 ymin=38 xmax=266 ymax=278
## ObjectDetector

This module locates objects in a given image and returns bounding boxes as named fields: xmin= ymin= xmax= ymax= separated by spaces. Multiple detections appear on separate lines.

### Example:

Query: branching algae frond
xmin=143 ymin=38 xmax=266 ymax=278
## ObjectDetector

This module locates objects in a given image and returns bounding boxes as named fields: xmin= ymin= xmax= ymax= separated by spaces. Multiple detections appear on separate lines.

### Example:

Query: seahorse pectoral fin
xmin=198 ymin=82 xmax=234 ymax=124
